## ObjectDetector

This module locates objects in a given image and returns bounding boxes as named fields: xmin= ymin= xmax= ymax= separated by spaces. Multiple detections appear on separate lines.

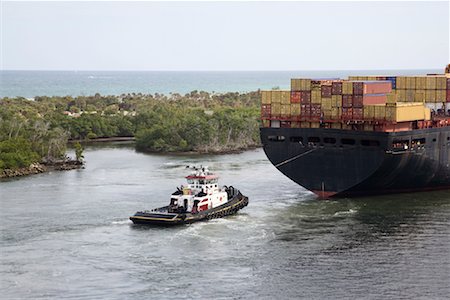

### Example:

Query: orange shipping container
xmin=363 ymin=81 xmax=392 ymax=94
xmin=362 ymin=94 xmax=387 ymax=105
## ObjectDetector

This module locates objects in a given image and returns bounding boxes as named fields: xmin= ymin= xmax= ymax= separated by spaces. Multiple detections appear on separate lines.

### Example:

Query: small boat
xmin=130 ymin=166 xmax=249 ymax=226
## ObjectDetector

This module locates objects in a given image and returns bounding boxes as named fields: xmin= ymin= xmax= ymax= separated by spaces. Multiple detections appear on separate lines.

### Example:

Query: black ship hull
xmin=260 ymin=127 xmax=450 ymax=198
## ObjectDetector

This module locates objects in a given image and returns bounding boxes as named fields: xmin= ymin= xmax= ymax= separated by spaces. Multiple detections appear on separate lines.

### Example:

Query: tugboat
xmin=130 ymin=166 xmax=249 ymax=226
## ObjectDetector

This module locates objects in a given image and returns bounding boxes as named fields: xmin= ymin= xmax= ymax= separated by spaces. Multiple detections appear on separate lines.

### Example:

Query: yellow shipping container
xmin=396 ymin=89 xmax=406 ymax=101
xmin=386 ymin=91 xmax=397 ymax=104
xmin=271 ymin=103 xmax=281 ymax=116
xmin=436 ymin=90 xmax=446 ymax=102
xmin=271 ymin=90 xmax=281 ymax=103
xmin=405 ymin=90 xmax=415 ymax=102
xmin=301 ymin=122 xmax=310 ymax=128
xmin=311 ymin=90 xmax=322 ymax=104
xmin=406 ymin=77 xmax=416 ymax=89
xmin=342 ymin=81 xmax=353 ymax=94
xmin=415 ymin=76 xmax=427 ymax=90
xmin=323 ymin=109 xmax=332 ymax=119
xmin=261 ymin=91 xmax=272 ymax=104
xmin=364 ymin=105 xmax=375 ymax=119
xmin=386 ymin=102 xmax=426 ymax=122
xmin=425 ymin=90 xmax=436 ymax=103
xmin=436 ymin=76 xmax=447 ymax=89
xmin=367 ymin=76 xmax=377 ymax=81
xmin=321 ymin=98 xmax=333 ymax=110
xmin=310 ymin=122 xmax=320 ymax=128
xmin=425 ymin=76 xmax=437 ymax=90
xmin=281 ymin=104 xmax=291 ymax=116
xmin=301 ymin=79 xmax=311 ymax=90
xmin=342 ymin=124 xmax=352 ymax=130
xmin=332 ymin=95 xmax=342 ymax=107
xmin=291 ymin=103 xmax=301 ymax=116
xmin=281 ymin=91 xmax=290 ymax=104
xmin=348 ymin=76 xmax=358 ymax=81
xmin=291 ymin=79 xmax=299 ymax=91
xmin=374 ymin=105 xmax=386 ymax=119
xmin=331 ymin=107 xmax=341 ymax=119
xmin=396 ymin=76 xmax=407 ymax=89
xmin=414 ymin=90 xmax=425 ymax=103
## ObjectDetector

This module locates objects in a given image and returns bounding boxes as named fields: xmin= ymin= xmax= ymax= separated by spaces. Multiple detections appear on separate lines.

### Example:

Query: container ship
xmin=260 ymin=65 xmax=450 ymax=198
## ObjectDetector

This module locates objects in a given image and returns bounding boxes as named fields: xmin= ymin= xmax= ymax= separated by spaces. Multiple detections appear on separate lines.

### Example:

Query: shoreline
xmin=0 ymin=160 xmax=84 ymax=179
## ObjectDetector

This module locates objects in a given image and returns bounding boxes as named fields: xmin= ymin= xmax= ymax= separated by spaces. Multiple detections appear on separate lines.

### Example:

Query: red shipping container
xmin=363 ymin=94 xmax=387 ymax=105
xmin=363 ymin=81 xmax=392 ymax=94
xmin=311 ymin=104 xmax=322 ymax=117
xmin=331 ymin=82 xmax=343 ymax=95
xmin=447 ymin=78 xmax=450 ymax=90
xmin=261 ymin=104 xmax=271 ymax=117
xmin=342 ymin=107 xmax=353 ymax=120
xmin=376 ymin=76 xmax=387 ymax=80
xmin=301 ymin=104 xmax=311 ymax=115
xmin=321 ymin=85 xmax=332 ymax=98
xmin=342 ymin=95 xmax=353 ymax=108
xmin=300 ymin=91 xmax=311 ymax=103
xmin=447 ymin=90 xmax=450 ymax=103
xmin=353 ymin=95 xmax=363 ymax=108
xmin=353 ymin=107 xmax=363 ymax=120
xmin=353 ymin=82 xmax=364 ymax=95
xmin=290 ymin=91 xmax=301 ymax=103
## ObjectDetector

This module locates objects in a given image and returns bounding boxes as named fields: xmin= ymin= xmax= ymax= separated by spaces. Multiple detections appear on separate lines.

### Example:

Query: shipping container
xmin=290 ymin=91 xmax=301 ymax=103
xmin=353 ymin=107 xmax=363 ymax=120
xmin=300 ymin=91 xmax=311 ymax=103
xmin=386 ymin=91 xmax=397 ymax=104
xmin=301 ymin=104 xmax=311 ymax=116
xmin=332 ymin=95 xmax=343 ymax=107
xmin=291 ymin=103 xmax=301 ymax=116
xmin=353 ymin=95 xmax=363 ymax=108
xmin=342 ymin=107 xmax=353 ymax=120
xmin=311 ymin=90 xmax=322 ymax=104
xmin=426 ymin=76 xmax=437 ymax=90
xmin=281 ymin=91 xmax=290 ymax=104
xmin=271 ymin=90 xmax=281 ymax=103
xmin=331 ymin=107 xmax=341 ymax=119
xmin=331 ymin=123 xmax=342 ymax=129
xmin=353 ymin=82 xmax=364 ymax=95
xmin=447 ymin=90 xmax=450 ymax=103
xmin=425 ymin=90 xmax=436 ymax=103
xmin=363 ymin=81 xmax=392 ymax=94
xmin=396 ymin=76 xmax=407 ymax=89
xmin=386 ymin=76 xmax=397 ymax=89
xmin=342 ymin=81 xmax=353 ymax=94
xmin=322 ymin=109 xmax=332 ymax=119
xmin=331 ymin=81 xmax=343 ymax=95
xmin=281 ymin=104 xmax=291 ymax=116
xmin=280 ymin=121 xmax=291 ymax=128
xmin=321 ymin=98 xmax=333 ymax=110
xmin=311 ymin=104 xmax=322 ymax=117
xmin=374 ymin=105 xmax=386 ymax=120
xmin=406 ymin=90 xmax=415 ymax=102
xmin=436 ymin=90 xmax=446 ymax=102
xmin=362 ymin=94 xmax=387 ymax=105
xmin=270 ymin=120 xmax=280 ymax=128
xmin=300 ymin=122 xmax=310 ymax=128
xmin=291 ymin=121 xmax=301 ymax=128
xmin=406 ymin=77 xmax=416 ymax=89
xmin=364 ymin=105 xmax=375 ymax=119
xmin=271 ymin=103 xmax=281 ymax=116
xmin=435 ymin=76 xmax=447 ymax=89
xmin=415 ymin=76 xmax=427 ymax=90
xmin=414 ymin=90 xmax=425 ymax=103
xmin=261 ymin=119 xmax=270 ymax=128
xmin=342 ymin=95 xmax=353 ymax=107
xmin=386 ymin=102 xmax=428 ymax=122
xmin=261 ymin=104 xmax=271 ymax=117
xmin=321 ymin=85 xmax=332 ymax=98
xmin=310 ymin=122 xmax=320 ymax=128
xmin=261 ymin=91 xmax=272 ymax=104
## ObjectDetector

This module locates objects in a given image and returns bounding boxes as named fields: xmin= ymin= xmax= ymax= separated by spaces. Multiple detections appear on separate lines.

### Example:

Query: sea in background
xmin=0 ymin=69 xmax=442 ymax=98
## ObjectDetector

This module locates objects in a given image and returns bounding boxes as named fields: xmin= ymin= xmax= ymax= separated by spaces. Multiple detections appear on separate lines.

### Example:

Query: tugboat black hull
xmin=130 ymin=192 xmax=249 ymax=226
xmin=260 ymin=127 xmax=450 ymax=198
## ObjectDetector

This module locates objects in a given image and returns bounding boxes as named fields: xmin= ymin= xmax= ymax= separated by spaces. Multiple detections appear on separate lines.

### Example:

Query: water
xmin=1 ymin=145 xmax=449 ymax=299
xmin=0 ymin=69 xmax=441 ymax=98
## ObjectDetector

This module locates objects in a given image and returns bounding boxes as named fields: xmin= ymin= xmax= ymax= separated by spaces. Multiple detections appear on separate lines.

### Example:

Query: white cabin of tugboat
xmin=170 ymin=167 xmax=228 ymax=213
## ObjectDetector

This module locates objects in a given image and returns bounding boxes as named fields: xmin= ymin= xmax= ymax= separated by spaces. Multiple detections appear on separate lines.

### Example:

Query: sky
xmin=1 ymin=1 xmax=449 ymax=71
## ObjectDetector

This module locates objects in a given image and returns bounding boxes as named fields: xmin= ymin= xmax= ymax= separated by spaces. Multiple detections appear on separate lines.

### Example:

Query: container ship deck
xmin=260 ymin=65 xmax=450 ymax=198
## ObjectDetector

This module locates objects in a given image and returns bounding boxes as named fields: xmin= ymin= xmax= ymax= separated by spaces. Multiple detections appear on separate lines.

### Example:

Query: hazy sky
xmin=1 ymin=1 xmax=449 ymax=71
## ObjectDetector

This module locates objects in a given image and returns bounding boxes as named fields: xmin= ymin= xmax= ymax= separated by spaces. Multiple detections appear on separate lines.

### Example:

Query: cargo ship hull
xmin=260 ymin=127 xmax=450 ymax=197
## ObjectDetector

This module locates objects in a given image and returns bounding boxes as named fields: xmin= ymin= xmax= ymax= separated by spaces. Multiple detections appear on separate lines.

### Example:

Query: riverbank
xmin=0 ymin=159 xmax=84 ymax=179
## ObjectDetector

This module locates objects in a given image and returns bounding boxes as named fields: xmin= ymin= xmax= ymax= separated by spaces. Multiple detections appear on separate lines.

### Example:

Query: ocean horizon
xmin=0 ymin=69 xmax=442 ymax=98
